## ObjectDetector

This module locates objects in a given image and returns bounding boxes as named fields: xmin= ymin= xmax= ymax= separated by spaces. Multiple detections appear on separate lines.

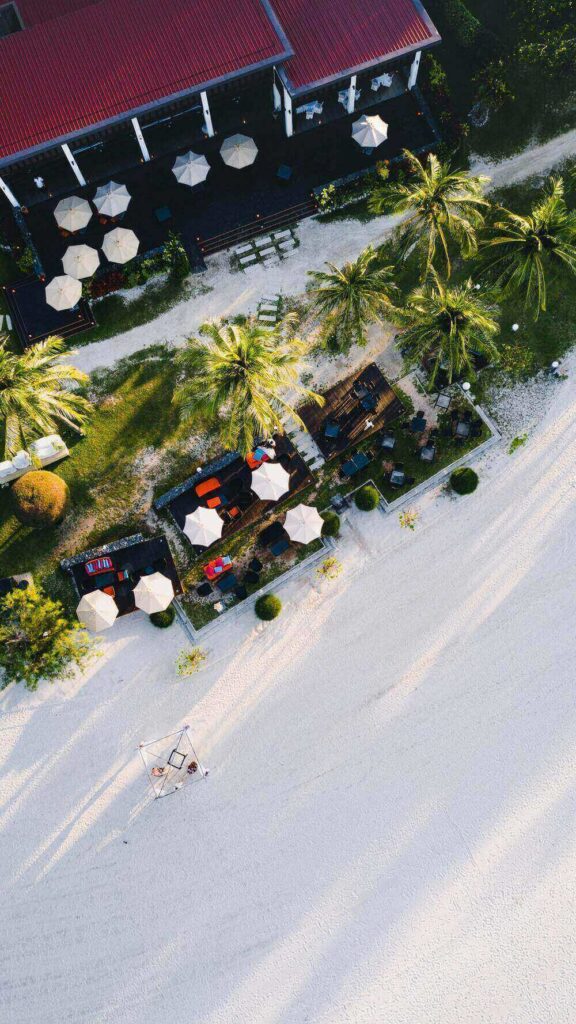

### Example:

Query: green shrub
xmin=150 ymin=606 xmax=175 ymax=628
xmin=354 ymin=485 xmax=379 ymax=511
xmin=255 ymin=594 xmax=282 ymax=620
xmin=441 ymin=0 xmax=480 ymax=46
xmin=321 ymin=510 xmax=340 ymax=537
xmin=450 ymin=467 xmax=479 ymax=495
xmin=11 ymin=470 xmax=69 ymax=527
xmin=163 ymin=232 xmax=190 ymax=280
xmin=16 ymin=246 xmax=35 ymax=275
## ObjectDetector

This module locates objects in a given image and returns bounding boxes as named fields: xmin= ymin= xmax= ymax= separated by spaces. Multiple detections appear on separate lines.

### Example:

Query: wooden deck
xmin=299 ymin=363 xmax=403 ymax=458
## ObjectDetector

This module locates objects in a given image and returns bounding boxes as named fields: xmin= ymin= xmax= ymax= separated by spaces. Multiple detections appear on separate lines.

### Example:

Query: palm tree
xmin=393 ymin=273 xmax=500 ymax=385
xmin=368 ymin=150 xmax=490 ymax=277
xmin=307 ymin=246 xmax=396 ymax=351
xmin=174 ymin=319 xmax=323 ymax=454
xmin=0 ymin=335 xmax=90 ymax=459
xmin=477 ymin=176 xmax=576 ymax=318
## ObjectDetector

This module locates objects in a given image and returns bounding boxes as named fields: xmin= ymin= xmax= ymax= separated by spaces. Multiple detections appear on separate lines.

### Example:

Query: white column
xmin=282 ymin=86 xmax=293 ymax=138
xmin=408 ymin=50 xmax=422 ymax=90
xmin=131 ymin=117 xmax=151 ymax=161
xmin=346 ymin=74 xmax=357 ymax=114
xmin=200 ymin=91 xmax=215 ymax=137
xmin=62 ymin=143 xmax=86 ymax=186
xmin=272 ymin=80 xmax=282 ymax=113
xmin=0 ymin=176 xmax=20 ymax=208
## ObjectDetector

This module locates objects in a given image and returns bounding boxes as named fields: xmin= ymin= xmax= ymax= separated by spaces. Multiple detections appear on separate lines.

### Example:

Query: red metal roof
xmin=16 ymin=0 xmax=102 ymax=26
xmin=0 ymin=0 xmax=288 ymax=160
xmin=271 ymin=0 xmax=440 ymax=93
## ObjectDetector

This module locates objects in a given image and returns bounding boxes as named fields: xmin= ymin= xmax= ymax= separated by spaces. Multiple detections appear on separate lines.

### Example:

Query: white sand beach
xmin=1 ymin=359 xmax=575 ymax=1023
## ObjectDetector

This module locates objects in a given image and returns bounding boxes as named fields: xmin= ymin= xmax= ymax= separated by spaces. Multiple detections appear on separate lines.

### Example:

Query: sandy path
xmin=68 ymin=127 xmax=576 ymax=376
xmin=1 ymin=363 xmax=575 ymax=1023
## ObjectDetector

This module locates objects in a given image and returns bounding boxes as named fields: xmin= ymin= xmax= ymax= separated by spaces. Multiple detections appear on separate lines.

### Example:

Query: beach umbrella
xmin=45 ymin=274 xmax=82 ymax=310
xmin=54 ymin=195 xmax=92 ymax=232
xmin=220 ymin=133 xmax=258 ymax=170
xmin=62 ymin=243 xmax=99 ymax=280
xmin=251 ymin=461 xmax=290 ymax=501
xmin=351 ymin=114 xmax=388 ymax=148
xmin=76 ymin=590 xmax=118 ymax=632
xmin=102 ymin=226 xmax=139 ymax=264
xmin=173 ymin=151 xmax=210 ymax=187
xmin=133 ymin=572 xmax=174 ymax=614
xmin=93 ymin=180 xmax=131 ymax=217
xmin=284 ymin=503 xmax=324 ymax=544
xmin=183 ymin=507 xmax=223 ymax=547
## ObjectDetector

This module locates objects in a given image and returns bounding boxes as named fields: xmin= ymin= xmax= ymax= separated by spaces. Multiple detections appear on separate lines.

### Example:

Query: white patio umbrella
xmin=183 ymin=507 xmax=223 ymax=547
xmin=62 ymin=243 xmax=99 ymax=280
xmin=102 ymin=226 xmax=139 ymax=264
xmin=220 ymin=133 xmax=258 ymax=170
xmin=45 ymin=274 xmax=82 ymax=310
xmin=251 ymin=461 xmax=290 ymax=501
xmin=173 ymin=151 xmax=210 ymax=187
xmin=93 ymin=180 xmax=131 ymax=217
xmin=133 ymin=572 xmax=174 ymax=614
xmin=284 ymin=503 xmax=324 ymax=544
xmin=54 ymin=195 xmax=92 ymax=232
xmin=351 ymin=114 xmax=388 ymax=148
xmin=76 ymin=590 xmax=118 ymax=632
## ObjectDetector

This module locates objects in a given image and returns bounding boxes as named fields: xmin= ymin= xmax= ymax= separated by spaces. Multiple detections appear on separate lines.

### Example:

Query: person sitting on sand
xmin=187 ymin=761 xmax=198 ymax=775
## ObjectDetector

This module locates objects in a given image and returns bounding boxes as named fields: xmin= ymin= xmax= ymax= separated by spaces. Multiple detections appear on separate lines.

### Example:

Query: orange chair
xmin=206 ymin=495 xmax=222 ymax=509
xmin=195 ymin=476 xmax=221 ymax=498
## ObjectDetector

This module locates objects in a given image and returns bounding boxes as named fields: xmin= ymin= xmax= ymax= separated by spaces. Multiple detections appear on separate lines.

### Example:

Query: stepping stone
xmin=278 ymin=239 xmax=296 ymax=251
xmin=272 ymin=229 xmax=292 ymax=241
xmin=255 ymin=235 xmax=273 ymax=248
xmin=239 ymin=254 xmax=258 ymax=266
xmin=259 ymin=314 xmax=277 ymax=323
xmin=259 ymin=246 xmax=276 ymax=257
xmin=235 ymin=243 xmax=254 ymax=255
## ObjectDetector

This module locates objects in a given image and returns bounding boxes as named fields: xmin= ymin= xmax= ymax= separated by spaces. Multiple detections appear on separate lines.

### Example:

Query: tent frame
xmin=139 ymin=725 xmax=206 ymax=799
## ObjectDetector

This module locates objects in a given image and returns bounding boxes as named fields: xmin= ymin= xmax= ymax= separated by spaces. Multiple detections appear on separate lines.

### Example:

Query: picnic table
xmin=455 ymin=421 xmax=471 ymax=438
xmin=341 ymin=451 xmax=371 ymax=478
xmin=410 ymin=415 xmax=427 ymax=433
xmin=390 ymin=468 xmax=406 ymax=487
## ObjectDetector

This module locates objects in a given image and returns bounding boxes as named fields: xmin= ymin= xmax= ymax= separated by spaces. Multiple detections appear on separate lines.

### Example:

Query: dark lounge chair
xmin=196 ymin=581 xmax=212 ymax=597
xmin=249 ymin=556 xmax=263 ymax=573
xmin=234 ymin=584 xmax=248 ymax=601
xmin=271 ymin=538 xmax=290 ymax=557
xmin=259 ymin=522 xmax=286 ymax=547
xmin=217 ymin=573 xmax=237 ymax=593
xmin=244 ymin=570 xmax=260 ymax=585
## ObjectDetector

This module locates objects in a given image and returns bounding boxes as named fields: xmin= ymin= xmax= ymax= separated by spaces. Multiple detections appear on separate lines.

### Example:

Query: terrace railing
xmin=198 ymin=197 xmax=317 ymax=257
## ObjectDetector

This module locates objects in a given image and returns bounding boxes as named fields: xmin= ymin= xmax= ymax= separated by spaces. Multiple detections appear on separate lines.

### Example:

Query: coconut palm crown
xmin=0 ymin=335 xmax=90 ymax=459
xmin=174 ymin=318 xmax=323 ymax=455
xmin=477 ymin=176 xmax=576 ymax=317
xmin=393 ymin=273 xmax=500 ymax=385
xmin=369 ymin=150 xmax=490 ymax=277
xmin=308 ymin=246 xmax=396 ymax=351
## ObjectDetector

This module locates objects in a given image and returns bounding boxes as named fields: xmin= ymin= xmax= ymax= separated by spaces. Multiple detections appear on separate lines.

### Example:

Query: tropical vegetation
xmin=308 ymin=246 xmax=396 ymax=351
xmin=450 ymin=466 xmax=479 ymax=494
xmin=255 ymin=594 xmax=282 ymax=620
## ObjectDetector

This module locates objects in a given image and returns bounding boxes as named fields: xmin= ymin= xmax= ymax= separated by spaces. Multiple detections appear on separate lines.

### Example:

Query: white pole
xmin=272 ymin=81 xmax=282 ymax=113
xmin=347 ymin=74 xmax=357 ymax=114
xmin=131 ymin=117 xmax=151 ymax=161
xmin=0 ymin=176 xmax=20 ymax=208
xmin=200 ymin=91 xmax=215 ymax=137
xmin=282 ymin=86 xmax=293 ymax=138
xmin=61 ymin=143 xmax=86 ymax=186
xmin=408 ymin=50 xmax=422 ymax=90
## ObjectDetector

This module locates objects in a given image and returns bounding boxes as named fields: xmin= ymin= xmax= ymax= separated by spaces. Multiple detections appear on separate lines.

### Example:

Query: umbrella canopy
xmin=45 ymin=274 xmax=82 ymax=310
xmin=102 ymin=226 xmax=139 ymax=264
xmin=251 ymin=461 xmax=290 ymax=501
xmin=183 ymin=507 xmax=223 ymax=547
xmin=54 ymin=195 xmax=92 ymax=232
xmin=133 ymin=572 xmax=174 ymax=614
xmin=351 ymin=114 xmax=389 ymax=148
xmin=220 ymin=133 xmax=258 ymax=169
xmin=93 ymin=180 xmax=131 ymax=217
xmin=76 ymin=590 xmax=118 ymax=632
xmin=284 ymin=503 xmax=324 ymax=544
xmin=173 ymin=151 xmax=210 ymax=187
xmin=62 ymin=243 xmax=99 ymax=280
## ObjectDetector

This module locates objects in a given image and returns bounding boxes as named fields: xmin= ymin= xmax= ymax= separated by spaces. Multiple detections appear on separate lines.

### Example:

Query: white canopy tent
xmin=139 ymin=725 xmax=206 ymax=799
xmin=183 ymin=507 xmax=223 ymax=547
xmin=284 ymin=503 xmax=324 ymax=544
xmin=62 ymin=243 xmax=99 ymax=280
xmin=93 ymin=181 xmax=131 ymax=217
xmin=102 ymin=226 xmax=139 ymax=264
xmin=54 ymin=195 xmax=92 ymax=232
xmin=133 ymin=572 xmax=174 ymax=614
xmin=220 ymin=133 xmax=258 ymax=169
xmin=172 ymin=151 xmax=210 ymax=187
xmin=76 ymin=590 xmax=118 ymax=632
xmin=351 ymin=114 xmax=388 ymax=148
xmin=45 ymin=274 xmax=82 ymax=310
xmin=251 ymin=461 xmax=290 ymax=501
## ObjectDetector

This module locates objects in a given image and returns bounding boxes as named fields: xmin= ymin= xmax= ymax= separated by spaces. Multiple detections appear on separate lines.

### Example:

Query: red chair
xmin=195 ymin=477 xmax=221 ymax=498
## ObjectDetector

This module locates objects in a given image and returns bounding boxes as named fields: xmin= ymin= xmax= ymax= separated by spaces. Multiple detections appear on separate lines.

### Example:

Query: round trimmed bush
xmin=354 ymin=485 xmax=379 ymax=512
xmin=11 ymin=470 xmax=69 ymax=527
xmin=255 ymin=594 xmax=282 ymax=621
xmin=450 ymin=467 xmax=479 ymax=495
xmin=150 ymin=606 xmax=175 ymax=628
xmin=321 ymin=510 xmax=340 ymax=537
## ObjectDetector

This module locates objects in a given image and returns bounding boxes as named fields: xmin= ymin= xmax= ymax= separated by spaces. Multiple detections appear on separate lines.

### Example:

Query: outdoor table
xmin=353 ymin=451 xmax=370 ymax=471
xmin=277 ymin=164 xmax=292 ymax=183
xmin=420 ymin=445 xmax=436 ymax=462
xmin=361 ymin=394 xmax=377 ymax=412
xmin=341 ymin=458 xmax=358 ymax=478
xmin=435 ymin=392 xmax=451 ymax=409
xmin=381 ymin=434 xmax=396 ymax=450
xmin=455 ymin=421 xmax=471 ymax=438
xmin=324 ymin=421 xmax=340 ymax=439
xmin=410 ymin=415 xmax=427 ymax=433
xmin=390 ymin=469 xmax=406 ymax=487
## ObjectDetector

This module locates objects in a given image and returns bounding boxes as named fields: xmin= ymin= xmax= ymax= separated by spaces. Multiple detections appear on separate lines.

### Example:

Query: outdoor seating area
xmin=299 ymin=363 xmax=403 ymax=460
xmin=62 ymin=534 xmax=182 ymax=620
